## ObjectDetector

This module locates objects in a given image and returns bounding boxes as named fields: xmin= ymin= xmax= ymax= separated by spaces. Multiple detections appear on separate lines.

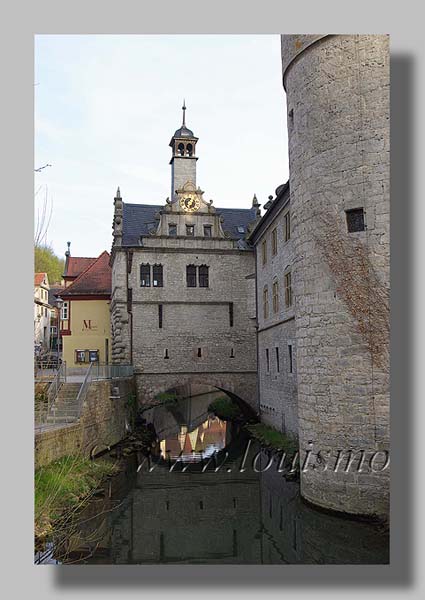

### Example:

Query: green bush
xmin=208 ymin=396 xmax=242 ymax=421
xmin=154 ymin=392 xmax=178 ymax=405
xmin=245 ymin=423 xmax=298 ymax=452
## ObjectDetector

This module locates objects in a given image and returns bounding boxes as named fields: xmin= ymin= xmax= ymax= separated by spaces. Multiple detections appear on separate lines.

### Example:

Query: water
xmin=44 ymin=392 xmax=389 ymax=565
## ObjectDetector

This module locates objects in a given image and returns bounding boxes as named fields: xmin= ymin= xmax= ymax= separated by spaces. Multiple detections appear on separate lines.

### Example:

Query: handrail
xmin=75 ymin=362 xmax=94 ymax=418
xmin=35 ymin=362 xmax=67 ymax=425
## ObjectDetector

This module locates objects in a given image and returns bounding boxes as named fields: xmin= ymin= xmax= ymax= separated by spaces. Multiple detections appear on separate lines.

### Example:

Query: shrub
xmin=208 ymin=396 xmax=242 ymax=421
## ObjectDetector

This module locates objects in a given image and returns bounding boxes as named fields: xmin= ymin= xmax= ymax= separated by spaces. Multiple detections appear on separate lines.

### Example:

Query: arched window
xmin=284 ymin=270 xmax=292 ymax=307
xmin=187 ymin=143 xmax=193 ymax=156
xmin=272 ymin=280 xmax=279 ymax=313
xmin=153 ymin=264 xmax=163 ymax=287
xmin=177 ymin=142 xmax=185 ymax=156
xmin=186 ymin=264 xmax=197 ymax=287
xmin=199 ymin=265 xmax=209 ymax=288
xmin=140 ymin=264 xmax=150 ymax=287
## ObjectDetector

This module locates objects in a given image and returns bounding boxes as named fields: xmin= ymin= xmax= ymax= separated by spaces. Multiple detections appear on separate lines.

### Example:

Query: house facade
xmin=59 ymin=251 xmax=112 ymax=368
xmin=34 ymin=272 xmax=51 ymax=351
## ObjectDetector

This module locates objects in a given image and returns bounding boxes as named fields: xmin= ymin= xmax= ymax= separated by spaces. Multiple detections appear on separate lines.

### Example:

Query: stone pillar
xmin=282 ymin=35 xmax=390 ymax=516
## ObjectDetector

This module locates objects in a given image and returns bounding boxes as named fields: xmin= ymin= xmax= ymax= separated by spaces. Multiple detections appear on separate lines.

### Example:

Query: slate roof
xmin=64 ymin=256 xmax=97 ymax=278
xmin=121 ymin=202 xmax=258 ymax=246
xmin=60 ymin=251 xmax=111 ymax=297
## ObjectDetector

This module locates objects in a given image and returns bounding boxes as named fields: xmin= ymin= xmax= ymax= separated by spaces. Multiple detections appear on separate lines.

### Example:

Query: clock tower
xmin=169 ymin=101 xmax=198 ymax=199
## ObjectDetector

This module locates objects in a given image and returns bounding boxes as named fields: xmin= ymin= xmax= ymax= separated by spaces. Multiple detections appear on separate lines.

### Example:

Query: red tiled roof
xmin=60 ymin=251 xmax=111 ymax=297
xmin=34 ymin=272 xmax=47 ymax=287
xmin=64 ymin=256 xmax=97 ymax=278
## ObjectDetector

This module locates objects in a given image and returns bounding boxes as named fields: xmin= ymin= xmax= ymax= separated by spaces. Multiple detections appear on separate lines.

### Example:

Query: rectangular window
xmin=197 ymin=347 xmax=202 ymax=358
xmin=266 ymin=349 xmax=270 ymax=373
xmin=164 ymin=349 xmax=169 ymax=359
xmin=158 ymin=304 xmax=163 ymax=329
xmin=203 ymin=225 xmax=212 ymax=237
xmin=61 ymin=302 xmax=68 ymax=320
xmin=346 ymin=208 xmax=365 ymax=232
xmin=275 ymin=347 xmax=280 ymax=373
xmin=284 ymin=271 xmax=292 ymax=307
xmin=262 ymin=239 xmax=267 ymax=265
xmin=229 ymin=302 xmax=234 ymax=327
xmin=186 ymin=265 xmax=197 ymax=287
xmin=169 ymin=224 xmax=177 ymax=236
xmin=263 ymin=287 xmax=269 ymax=319
xmin=288 ymin=344 xmax=293 ymax=373
xmin=89 ymin=350 xmax=99 ymax=363
xmin=75 ymin=350 xmax=87 ymax=364
xmin=271 ymin=228 xmax=277 ymax=255
xmin=50 ymin=326 xmax=57 ymax=335
xmin=199 ymin=265 xmax=209 ymax=288
xmin=284 ymin=211 xmax=291 ymax=242
xmin=272 ymin=280 xmax=279 ymax=313
xmin=186 ymin=224 xmax=195 ymax=237
xmin=140 ymin=264 xmax=151 ymax=287
xmin=153 ymin=264 xmax=163 ymax=287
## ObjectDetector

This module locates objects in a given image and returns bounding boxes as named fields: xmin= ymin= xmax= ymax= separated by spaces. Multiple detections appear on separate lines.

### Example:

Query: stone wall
xmin=35 ymin=378 xmax=135 ymax=468
xmin=281 ymin=34 xmax=390 ymax=516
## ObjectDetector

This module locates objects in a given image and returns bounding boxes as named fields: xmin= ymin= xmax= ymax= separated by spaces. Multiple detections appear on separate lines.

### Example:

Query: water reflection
xmin=47 ymin=392 xmax=389 ymax=565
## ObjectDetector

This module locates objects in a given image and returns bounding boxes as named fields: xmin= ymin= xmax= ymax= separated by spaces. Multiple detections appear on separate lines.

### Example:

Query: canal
xmin=37 ymin=391 xmax=389 ymax=565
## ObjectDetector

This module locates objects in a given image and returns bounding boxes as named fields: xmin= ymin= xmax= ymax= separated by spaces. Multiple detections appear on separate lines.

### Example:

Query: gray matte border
xmin=1 ymin=0 xmax=422 ymax=596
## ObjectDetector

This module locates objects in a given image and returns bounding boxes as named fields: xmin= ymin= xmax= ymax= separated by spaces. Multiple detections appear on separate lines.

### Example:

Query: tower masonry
xmin=281 ymin=35 xmax=390 ymax=516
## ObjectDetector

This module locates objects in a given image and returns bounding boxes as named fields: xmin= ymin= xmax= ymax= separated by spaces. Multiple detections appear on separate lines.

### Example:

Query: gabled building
xmin=58 ymin=250 xmax=112 ymax=367
xmin=110 ymin=105 xmax=260 ymax=408
xmin=34 ymin=272 xmax=51 ymax=350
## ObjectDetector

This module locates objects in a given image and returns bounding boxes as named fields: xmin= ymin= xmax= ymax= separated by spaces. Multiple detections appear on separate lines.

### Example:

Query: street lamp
xmin=55 ymin=297 xmax=63 ymax=366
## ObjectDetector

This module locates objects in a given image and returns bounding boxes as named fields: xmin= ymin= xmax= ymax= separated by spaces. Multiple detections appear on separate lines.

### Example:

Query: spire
xmin=65 ymin=241 xmax=71 ymax=257
xmin=252 ymin=193 xmax=260 ymax=208
xmin=182 ymin=99 xmax=186 ymax=126
xmin=115 ymin=186 xmax=121 ymax=199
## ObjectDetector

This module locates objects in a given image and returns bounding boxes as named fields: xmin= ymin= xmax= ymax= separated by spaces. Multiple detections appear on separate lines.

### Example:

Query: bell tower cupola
xmin=169 ymin=100 xmax=198 ymax=199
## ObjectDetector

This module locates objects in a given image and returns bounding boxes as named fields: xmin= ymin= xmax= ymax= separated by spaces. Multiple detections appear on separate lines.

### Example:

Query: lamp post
xmin=55 ymin=297 xmax=63 ymax=367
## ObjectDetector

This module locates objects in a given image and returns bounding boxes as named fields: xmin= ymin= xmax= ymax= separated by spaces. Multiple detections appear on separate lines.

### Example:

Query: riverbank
xmin=34 ymin=455 xmax=118 ymax=548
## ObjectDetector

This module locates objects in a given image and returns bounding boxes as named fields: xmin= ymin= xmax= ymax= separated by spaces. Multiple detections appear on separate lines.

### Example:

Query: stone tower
xmin=169 ymin=101 xmax=199 ymax=199
xmin=281 ymin=35 xmax=390 ymax=516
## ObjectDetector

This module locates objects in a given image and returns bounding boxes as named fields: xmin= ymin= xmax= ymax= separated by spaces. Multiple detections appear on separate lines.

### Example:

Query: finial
xmin=116 ymin=186 xmax=121 ymax=199
xmin=182 ymin=99 xmax=186 ymax=126
xmin=252 ymin=193 xmax=260 ymax=207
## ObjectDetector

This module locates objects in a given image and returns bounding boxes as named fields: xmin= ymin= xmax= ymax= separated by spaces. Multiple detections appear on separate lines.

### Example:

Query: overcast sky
xmin=35 ymin=35 xmax=289 ymax=258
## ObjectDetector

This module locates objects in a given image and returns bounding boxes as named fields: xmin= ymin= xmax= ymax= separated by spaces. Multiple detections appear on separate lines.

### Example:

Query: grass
xmin=208 ymin=396 xmax=243 ymax=421
xmin=34 ymin=455 xmax=118 ymax=545
xmin=245 ymin=423 xmax=298 ymax=453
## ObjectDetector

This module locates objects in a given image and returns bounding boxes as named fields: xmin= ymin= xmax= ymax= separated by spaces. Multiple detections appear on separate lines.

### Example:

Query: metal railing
xmin=76 ymin=362 xmax=95 ymax=418
xmin=35 ymin=361 xmax=67 ymax=425
xmin=92 ymin=363 xmax=134 ymax=381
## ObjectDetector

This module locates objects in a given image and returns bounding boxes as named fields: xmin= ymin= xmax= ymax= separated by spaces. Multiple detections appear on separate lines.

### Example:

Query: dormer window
xmin=237 ymin=226 xmax=245 ymax=234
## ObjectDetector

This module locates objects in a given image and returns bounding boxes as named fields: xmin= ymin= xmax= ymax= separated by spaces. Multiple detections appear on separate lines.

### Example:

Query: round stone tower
xmin=281 ymin=35 xmax=390 ymax=516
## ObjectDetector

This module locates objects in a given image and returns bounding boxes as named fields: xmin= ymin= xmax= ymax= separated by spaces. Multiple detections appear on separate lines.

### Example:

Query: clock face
xmin=180 ymin=195 xmax=201 ymax=213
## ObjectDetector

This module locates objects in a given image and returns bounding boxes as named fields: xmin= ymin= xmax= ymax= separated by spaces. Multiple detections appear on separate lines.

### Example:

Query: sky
xmin=34 ymin=35 xmax=289 ymax=258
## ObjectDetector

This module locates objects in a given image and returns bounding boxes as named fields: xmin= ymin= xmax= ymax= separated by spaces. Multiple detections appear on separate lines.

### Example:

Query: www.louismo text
xmin=136 ymin=440 xmax=390 ymax=475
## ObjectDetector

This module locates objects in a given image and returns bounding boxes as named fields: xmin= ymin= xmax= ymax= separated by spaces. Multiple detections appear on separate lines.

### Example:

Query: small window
xmin=153 ymin=264 xmax=163 ymax=287
xmin=288 ymin=344 xmax=293 ymax=373
xmin=61 ymin=302 xmax=68 ymax=320
xmin=276 ymin=347 xmax=280 ymax=373
xmin=266 ymin=349 xmax=270 ymax=373
xmin=262 ymin=239 xmax=267 ymax=265
xmin=197 ymin=347 xmax=202 ymax=358
xmin=199 ymin=265 xmax=209 ymax=288
xmin=346 ymin=208 xmax=365 ymax=233
xmin=75 ymin=350 xmax=86 ymax=364
xmin=284 ymin=271 xmax=292 ymax=307
xmin=263 ymin=286 xmax=269 ymax=319
xmin=186 ymin=224 xmax=195 ymax=237
xmin=140 ymin=264 xmax=151 ymax=287
xmin=284 ymin=211 xmax=291 ymax=242
xmin=230 ymin=348 xmax=235 ymax=358
xmin=203 ymin=225 xmax=212 ymax=238
xmin=169 ymin=224 xmax=177 ymax=236
xmin=186 ymin=264 xmax=197 ymax=287
xmin=271 ymin=228 xmax=277 ymax=255
xmin=272 ymin=280 xmax=279 ymax=313
xmin=89 ymin=350 xmax=99 ymax=363
xmin=158 ymin=304 xmax=163 ymax=329
xmin=164 ymin=349 xmax=169 ymax=359
xmin=229 ymin=302 xmax=234 ymax=327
